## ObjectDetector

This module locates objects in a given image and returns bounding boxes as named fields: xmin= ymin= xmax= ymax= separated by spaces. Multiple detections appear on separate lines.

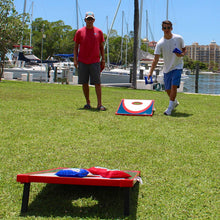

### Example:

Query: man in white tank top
xmin=148 ymin=20 xmax=186 ymax=116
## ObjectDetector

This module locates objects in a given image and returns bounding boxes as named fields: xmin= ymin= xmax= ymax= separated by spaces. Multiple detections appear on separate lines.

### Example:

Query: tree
xmin=104 ymin=29 xmax=133 ymax=66
xmin=0 ymin=0 xmax=24 ymax=81
xmin=209 ymin=61 xmax=219 ymax=72
xmin=31 ymin=18 xmax=75 ymax=59
xmin=214 ymin=62 xmax=219 ymax=72
xmin=183 ymin=56 xmax=195 ymax=71
xmin=108 ymin=36 xmax=121 ymax=64
xmin=183 ymin=56 xmax=208 ymax=72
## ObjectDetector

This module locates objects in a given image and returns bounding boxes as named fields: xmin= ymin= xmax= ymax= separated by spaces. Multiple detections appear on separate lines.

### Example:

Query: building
xmin=186 ymin=41 xmax=220 ymax=70
xmin=142 ymin=38 xmax=157 ymax=50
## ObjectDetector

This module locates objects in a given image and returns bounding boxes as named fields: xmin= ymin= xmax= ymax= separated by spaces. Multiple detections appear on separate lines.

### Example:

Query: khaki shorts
xmin=78 ymin=62 xmax=101 ymax=85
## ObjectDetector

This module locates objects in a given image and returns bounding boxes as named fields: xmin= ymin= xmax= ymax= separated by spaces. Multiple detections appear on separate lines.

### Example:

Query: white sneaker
xmin=164 ymin=100 xmax=175 ymax=116
xmin=164 ymin=107 xmax=172 ymax=116
xmin=174 ymin=100 xmax=179 ymax=108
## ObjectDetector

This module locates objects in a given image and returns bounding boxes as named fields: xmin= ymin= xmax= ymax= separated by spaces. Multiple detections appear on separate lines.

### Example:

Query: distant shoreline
xmin=190 ymin=71 xmax=220 ymax=75
xmin=200 ymin=71 xmax=219 ymax=75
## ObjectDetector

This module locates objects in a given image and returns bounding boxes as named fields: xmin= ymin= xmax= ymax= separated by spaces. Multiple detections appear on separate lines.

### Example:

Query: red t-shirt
xmin=74 ymin=26 xmax=105 ymax=64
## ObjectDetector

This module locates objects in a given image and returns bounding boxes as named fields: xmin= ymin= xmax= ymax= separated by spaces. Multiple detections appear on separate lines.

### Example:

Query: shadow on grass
xmin=78 ymin=107 xmax=107 ymax=112
xmin=171 ymin=109 xmax=193 ymax=117
xmin=20 ymin=183 xmax=139 ymax=219
xmin=172 ymin=111 xmax=193 ymax=117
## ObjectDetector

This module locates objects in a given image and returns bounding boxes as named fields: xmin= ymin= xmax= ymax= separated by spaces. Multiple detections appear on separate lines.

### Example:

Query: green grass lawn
xmin=0 ymin=81 xmax=219 ymax=219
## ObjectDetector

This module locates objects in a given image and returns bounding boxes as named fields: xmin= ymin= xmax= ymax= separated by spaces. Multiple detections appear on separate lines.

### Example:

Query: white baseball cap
xmin=85 ymin=12 xmax=95 ymax=19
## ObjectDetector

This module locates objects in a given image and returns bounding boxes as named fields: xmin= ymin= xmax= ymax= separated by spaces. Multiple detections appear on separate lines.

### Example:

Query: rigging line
xmin=75 ymin=0 xmax=79 ymax=29
xmin=27 ymin=2 xmax=33 ymax=26
xmin=148 ymin=22 xmax=155 ymax=42
xmin=123 ymin=14 xmax=131 ymax=41
xmin=77 ymin=3 xmax=84 ymax=27
xmin=27 ymin=2 xmax=32 ymax=14
xmin=169 ymin=0 xmax=178 ymax=31
xmin=104 ymin=0 xmax=122 ymax=50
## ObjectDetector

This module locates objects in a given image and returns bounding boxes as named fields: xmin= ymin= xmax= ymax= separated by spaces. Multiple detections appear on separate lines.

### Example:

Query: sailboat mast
xmin=125 ymin=23 xmax=128 ymax=68
xmin=76 ymin=0 xmax=79 ymax=29
xmin=138 ymin=0 xmax=143 ymax=49
xmin=106 ymin=16 xmax=110 ymax=69
xmin=20 ymin=0 xmax=27 ymax=52
xmin=120 ymin=11 xmax=124 ymax=65
xmin=29 ymin=1 xmax=34 ymax=50
xmin=146 ymin=10 xmax=148 ymax=52
xmin=166 ymin=0 xmax=169 ymax=20
xmin=137 ymin=0 xmax=143 ymax=71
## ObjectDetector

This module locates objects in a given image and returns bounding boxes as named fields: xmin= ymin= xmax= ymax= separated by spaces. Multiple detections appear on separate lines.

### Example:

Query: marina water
xmin=182 ymin=73 xmax=220 ymax=95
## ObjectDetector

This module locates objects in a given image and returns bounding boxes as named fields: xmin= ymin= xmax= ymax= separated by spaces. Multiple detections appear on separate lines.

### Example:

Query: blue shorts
xmin=164 ymin=69 xmax=182 ymax=90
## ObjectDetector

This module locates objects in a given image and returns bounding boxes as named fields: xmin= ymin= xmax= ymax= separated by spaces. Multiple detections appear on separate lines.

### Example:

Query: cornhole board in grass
xmin=17 ymin=167 xmax=141 ymax=216
xmin=115 ymin=99 xmax=155 ymax=116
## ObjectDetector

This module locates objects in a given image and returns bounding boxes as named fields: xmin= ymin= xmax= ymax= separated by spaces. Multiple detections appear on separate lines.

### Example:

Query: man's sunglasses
xmin=86 ymin=17 xmax=94 ymax=21
xmin=162 ymin=26 xmax=171 ymax=30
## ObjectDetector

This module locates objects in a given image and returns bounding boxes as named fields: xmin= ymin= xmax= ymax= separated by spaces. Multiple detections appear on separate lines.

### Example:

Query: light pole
xmin=132 ymin=0 xmax=139 ymax=89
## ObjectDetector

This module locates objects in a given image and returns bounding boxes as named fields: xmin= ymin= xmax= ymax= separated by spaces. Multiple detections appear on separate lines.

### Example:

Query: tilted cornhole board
xmin=17 ymin=168 xmax=141 ymax=216
xmin=115 ymin=99 xmax=155 ymax=116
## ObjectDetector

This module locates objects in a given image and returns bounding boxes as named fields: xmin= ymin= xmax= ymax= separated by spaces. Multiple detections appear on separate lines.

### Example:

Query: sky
xmin=13 ymin=0 xmax=220 ymax=46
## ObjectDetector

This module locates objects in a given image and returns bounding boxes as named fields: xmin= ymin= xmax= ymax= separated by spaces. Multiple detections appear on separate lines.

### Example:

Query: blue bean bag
xmin=173 ymin=48 xmax=182 ymax=54
xmin=55 ymin=168 xmax=89 ymax=177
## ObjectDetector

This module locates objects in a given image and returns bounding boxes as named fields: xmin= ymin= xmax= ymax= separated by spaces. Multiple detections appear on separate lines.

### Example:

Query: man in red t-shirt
xmin=74 ymin=12 xmax=106 ymax=111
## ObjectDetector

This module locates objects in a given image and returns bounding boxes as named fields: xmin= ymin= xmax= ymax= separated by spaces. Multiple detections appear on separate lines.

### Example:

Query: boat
xmin=183 ymin=68 xmax=191 ymax=75
xmin=4 ymin=53 xmax=75 ymax=83
xmin=3 ymin=1 xmax=48 ymax=82
xmin=4 ymin=64 xmax=47 ymax=81
xmin=101 ymin=67 xmax=130 ymax=86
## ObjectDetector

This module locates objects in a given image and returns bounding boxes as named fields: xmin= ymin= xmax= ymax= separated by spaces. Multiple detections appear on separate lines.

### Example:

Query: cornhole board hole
xmin=17 ymin=167 xmax=141 ymax=216
xmin=115 ymin=99 xmax=155 ymax=116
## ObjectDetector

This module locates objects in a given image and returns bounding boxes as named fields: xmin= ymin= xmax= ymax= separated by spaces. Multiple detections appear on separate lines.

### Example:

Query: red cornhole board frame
xmin=17 ymin=167 xmax=141 ymax=216
xmin=115 ymin=99 xmax=155 ymax=116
